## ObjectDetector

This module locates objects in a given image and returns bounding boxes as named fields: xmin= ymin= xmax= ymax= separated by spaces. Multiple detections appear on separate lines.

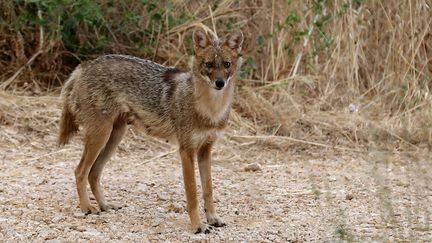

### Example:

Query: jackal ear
xmin=225 ymin=31 xmax=244 ymax=52
xmin=193 ymin=29 xmax=209 ymax=49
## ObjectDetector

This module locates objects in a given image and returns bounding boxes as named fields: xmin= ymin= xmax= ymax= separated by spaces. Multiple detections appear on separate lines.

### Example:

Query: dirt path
xmin=0 ymin=95 xmax=431 ymax=242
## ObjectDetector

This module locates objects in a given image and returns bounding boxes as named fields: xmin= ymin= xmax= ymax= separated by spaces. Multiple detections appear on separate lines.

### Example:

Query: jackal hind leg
xmin=75 ymin=122 xmax=112 ymax=215
xmin=88 ymin=116 xmax=128 ymax=212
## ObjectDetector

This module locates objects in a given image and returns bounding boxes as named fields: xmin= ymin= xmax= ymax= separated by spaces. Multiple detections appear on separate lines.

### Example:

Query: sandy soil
xmin=0 ymin=94 xmax=431 ymax=242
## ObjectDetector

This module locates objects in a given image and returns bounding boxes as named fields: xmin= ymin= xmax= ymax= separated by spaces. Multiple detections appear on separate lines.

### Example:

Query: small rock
xmin=73 ymin=212 xmax=86 ymax=219
xmin=168 ymin=203 xmax=183 ymax=213
xmin=267 ymin=234 xmax=276 ymax=241
xmin=152 ymin=217 xmax=163 ymax=227
xmin=345 ymin=194 xmax=354 ymax=200
xmin=348 ymin=103 xmax=359 ymax=113
xmin=35 ymin=164 xmax=44 ymax=169
xmin=12 ymin=210 xmax=23 ymax=216
xmin=51 ymin=215 xmax=62 ymax=224
xmin=137 ymin=183 xmax=148 ymax=192
xmin=95 ymin=218 xmax=107 ymax=225
xmin=157 ymin=192 xmax=170 ymax=201
xmin=32 ymin=215 xmax=43 ymax=222
xmin=74 ymin=226 xmax=86 ymax=232
xmin=84 ymin=227 xmax=100 ymax=236
xmin=46 ymin=240 xmax=62 ymax=243
xmin=244 ymin=163 xmax=262 ymax=172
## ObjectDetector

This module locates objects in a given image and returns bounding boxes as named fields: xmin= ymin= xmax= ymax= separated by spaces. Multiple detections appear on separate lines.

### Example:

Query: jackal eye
xmin=223 ymin=61 xmax=231 ymax=69
xmin=205 ymin=62 xmax=214 ymax=68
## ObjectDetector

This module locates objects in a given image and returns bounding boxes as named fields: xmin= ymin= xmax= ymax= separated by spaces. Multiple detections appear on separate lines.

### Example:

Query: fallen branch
xmin=140 ymin=149 xmax=177 ymax=165
xmin=229 ymin=135 xmax=364 ymax=152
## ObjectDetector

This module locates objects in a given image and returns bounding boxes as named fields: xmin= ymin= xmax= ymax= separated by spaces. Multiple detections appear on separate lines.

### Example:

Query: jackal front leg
xmin=180 ymin=147 xmax=211 ymax=234
xmin=198 ymin=141 xmax=226 ymax=227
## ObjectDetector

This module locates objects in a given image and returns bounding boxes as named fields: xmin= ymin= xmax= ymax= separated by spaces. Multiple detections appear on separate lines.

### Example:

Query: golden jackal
xmin=58 ymin=28 xmax=244 ymax=233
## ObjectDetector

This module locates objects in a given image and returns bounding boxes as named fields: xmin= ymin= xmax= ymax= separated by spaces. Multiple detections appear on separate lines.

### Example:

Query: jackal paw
xmin=100 ymin=203 xmax=123 ymax=212
xmin=206 ymin=214 xmax=226 ymax=227
xmin=194 ymin=223 xmax=212 ymax=234
xmin=81 ymin=205 xmax=100 ymax=215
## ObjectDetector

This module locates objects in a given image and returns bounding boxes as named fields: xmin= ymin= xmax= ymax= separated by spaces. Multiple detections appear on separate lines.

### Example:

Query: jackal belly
xmin=132 ymin=110 xmax=175 ymax=140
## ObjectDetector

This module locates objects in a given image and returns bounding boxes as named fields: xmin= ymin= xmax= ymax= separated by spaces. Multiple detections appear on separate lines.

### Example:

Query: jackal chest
xmin=190 ymin=129 xmax=223 ymax=148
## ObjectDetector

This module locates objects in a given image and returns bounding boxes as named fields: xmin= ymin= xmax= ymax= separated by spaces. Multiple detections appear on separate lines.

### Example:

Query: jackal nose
xmin=215 ymin=79 xmax=225 ymax=89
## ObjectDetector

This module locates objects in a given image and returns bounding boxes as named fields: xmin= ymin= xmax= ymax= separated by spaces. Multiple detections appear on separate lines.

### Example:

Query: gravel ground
xmin=1 ymin=95 xmax=432 ymax=242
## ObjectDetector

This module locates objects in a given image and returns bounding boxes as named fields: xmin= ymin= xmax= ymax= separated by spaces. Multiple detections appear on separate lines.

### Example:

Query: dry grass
xmin=1 ymin=0 xmax=431 ymax=152
xmin=1 ymin=89 xmax=431 ymax=241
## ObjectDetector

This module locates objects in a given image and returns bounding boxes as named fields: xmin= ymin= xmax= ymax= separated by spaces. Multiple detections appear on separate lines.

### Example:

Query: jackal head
xmin=192 ymin=29 xmax=244 ymax=91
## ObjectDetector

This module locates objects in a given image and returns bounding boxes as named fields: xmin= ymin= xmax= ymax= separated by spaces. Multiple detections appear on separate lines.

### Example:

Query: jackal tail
xmin=58 ymin=67 xmax=80 ymax=146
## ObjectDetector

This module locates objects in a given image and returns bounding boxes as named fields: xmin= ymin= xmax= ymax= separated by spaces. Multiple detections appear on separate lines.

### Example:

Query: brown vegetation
xmin=1 ymin=0 xmax=431 ymax=150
